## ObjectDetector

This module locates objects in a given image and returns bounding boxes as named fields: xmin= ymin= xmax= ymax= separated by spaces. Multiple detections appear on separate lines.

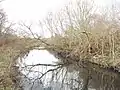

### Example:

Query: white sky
xmin=1 ymin=0 xmax=120 ymax=36
xmin=1 ymin=0 xmax=70 ymax=23
xmin=1 ymin=0 xmax=119 ymax=23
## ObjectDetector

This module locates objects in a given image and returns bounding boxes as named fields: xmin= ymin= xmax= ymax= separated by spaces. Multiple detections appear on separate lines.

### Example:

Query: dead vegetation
xmin=0 ymin=36 xmax=41 ymax=89
xmin=40 ymin=0 xmax=120 ymax=70
xmin=1 ymin=0 xmax=120 ymax=89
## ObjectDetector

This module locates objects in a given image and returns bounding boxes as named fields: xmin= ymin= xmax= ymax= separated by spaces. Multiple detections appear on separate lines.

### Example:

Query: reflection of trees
xmin=14 ymin=0 xmax=120 ymax=89
xmin=15 ymin=45 xmax=120 ymax=90
xmin=78 ymin=64 xmax=120 ymax=90
xmin=14 ymin=39 xmax=120 ymax=90
xmin=19 ymin=55 xmax=120 ymax=90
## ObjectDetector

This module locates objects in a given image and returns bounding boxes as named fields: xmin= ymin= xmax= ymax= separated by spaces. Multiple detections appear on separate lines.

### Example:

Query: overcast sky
xmin=1 ymin=0 xmax=120 ymax=36
xmin=1 ymin=0 xmax=70 ymax=22
xmin=1 ymin=0 xmax=118 ymax=23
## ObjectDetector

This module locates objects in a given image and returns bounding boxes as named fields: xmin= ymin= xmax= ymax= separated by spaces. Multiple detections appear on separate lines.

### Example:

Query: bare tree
xmin=15 ymin=0 xmax=120 ymax=90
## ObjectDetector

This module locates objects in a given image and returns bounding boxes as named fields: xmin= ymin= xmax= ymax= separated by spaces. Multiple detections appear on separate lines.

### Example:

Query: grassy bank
xmin=0 ymin=36 xmax=41 ymax=89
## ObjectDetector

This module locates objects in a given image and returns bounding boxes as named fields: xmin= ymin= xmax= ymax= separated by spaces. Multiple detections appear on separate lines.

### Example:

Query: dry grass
xmin=0 ymin=36 xmax=41 ymax=89
xmin=45 ymin=0 xmax=120 ymax=69
xmin=48 ymin=25 xmax=120 ymax=69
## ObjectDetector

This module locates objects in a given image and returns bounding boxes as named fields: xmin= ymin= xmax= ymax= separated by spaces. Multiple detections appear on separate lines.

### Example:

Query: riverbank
xmin=0 ymin=36 xmax=41 ymax=89
xmin=46 ymin=28 xmax=120 ymax=73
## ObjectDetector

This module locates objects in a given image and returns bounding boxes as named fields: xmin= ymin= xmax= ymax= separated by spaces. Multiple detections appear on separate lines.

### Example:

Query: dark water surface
xmin=18 ymin=49 xmax=120 ymax=90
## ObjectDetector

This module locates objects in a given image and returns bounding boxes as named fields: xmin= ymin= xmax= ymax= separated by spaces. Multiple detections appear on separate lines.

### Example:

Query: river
xmin=18 ymin=49 xmax=71 ymax=90
xmin=17 ymin=49 xmax=120 ymax=90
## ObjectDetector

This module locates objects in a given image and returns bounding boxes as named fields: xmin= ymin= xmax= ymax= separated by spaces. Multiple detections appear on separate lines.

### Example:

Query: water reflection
xmin=18 ymin=49 xmax=120 ymax=90
xmin=77 ymin=62 xmax=120 ymax=90
xmin=20 ymin=49 xmax=58 ymax=78
xmin=19 ymin=49 xmax=70 ymax=90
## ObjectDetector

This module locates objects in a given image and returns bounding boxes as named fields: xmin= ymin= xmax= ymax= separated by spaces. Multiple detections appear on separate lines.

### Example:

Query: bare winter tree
xmin=17 ymin=0 xmax=120 ymax=90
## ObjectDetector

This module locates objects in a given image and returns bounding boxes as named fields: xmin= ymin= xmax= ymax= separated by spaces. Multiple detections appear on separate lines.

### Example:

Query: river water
xmin=17 ymin=49 xmax=120 ymax=90
xmin=18 ymin=49 xmax=71 ymax=90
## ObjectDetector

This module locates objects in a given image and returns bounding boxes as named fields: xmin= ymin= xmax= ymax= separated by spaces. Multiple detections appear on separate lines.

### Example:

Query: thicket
xmin=43 ymin=0 xmax=120 ymax=69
